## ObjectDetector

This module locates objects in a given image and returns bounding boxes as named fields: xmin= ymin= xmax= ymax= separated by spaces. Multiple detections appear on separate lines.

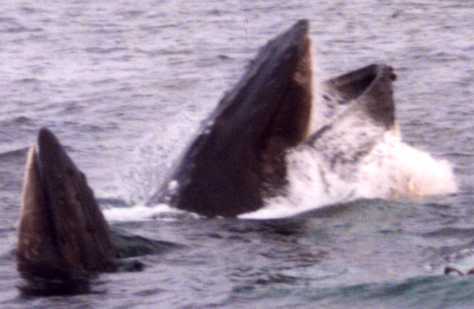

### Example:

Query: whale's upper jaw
xmin=304 ymin=63 xmax=397 ymax=181
xmin=17 ymin=128 xmax=116 ymax=292
xmin=151 ymin=19 xmax=313 ymax=217
xmin=313 ymin=63 xmax=397 ymax=133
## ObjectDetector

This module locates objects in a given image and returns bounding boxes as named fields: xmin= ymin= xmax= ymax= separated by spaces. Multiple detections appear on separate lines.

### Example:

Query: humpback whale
xmin=148 ymin=20 xmax=421 ymax=217
xmin=18 ymin=129 xmax=172 ymax=294
xmin=17 ymin=128 xmax=117 ymax=293
xmin=16 ymin=19 xmax=457 ymax=291
xmin=148 ymin=20 xmax=313 ymax=217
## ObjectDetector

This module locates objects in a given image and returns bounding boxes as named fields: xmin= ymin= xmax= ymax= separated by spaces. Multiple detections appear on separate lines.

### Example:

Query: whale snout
xmin=17 ymin=128 xmax=116 ymax=294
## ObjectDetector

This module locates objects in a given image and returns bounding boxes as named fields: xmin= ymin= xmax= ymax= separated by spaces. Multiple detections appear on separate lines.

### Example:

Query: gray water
xmin=1 ymin=1 xmax=473 ymax=308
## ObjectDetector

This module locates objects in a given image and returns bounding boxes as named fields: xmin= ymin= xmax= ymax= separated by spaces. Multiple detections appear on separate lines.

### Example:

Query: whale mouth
xmin=150 ymin=20 xmax=400 ymax=218
xmin=17 ymin=128 xmax=116 ymax=293
xmin=18 ymin=129 xmax=181 ymax=295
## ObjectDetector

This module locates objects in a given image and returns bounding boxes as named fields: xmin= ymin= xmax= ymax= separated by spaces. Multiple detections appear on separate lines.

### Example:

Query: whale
xmin=17 ymin=128 xmax=173 ymax=294
xmin=17 ymin=128 xmax=117 ymax=293
xmin=16 ymin=19 xmax=456 ymax=292
xmin=148 ymin=20 xmax=398 ymax=217
xmin=148 ymin=20 xmax=313 ymax=217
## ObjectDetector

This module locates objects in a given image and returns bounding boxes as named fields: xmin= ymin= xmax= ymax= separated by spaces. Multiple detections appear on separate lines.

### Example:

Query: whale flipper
xmin=150 ymin=20 xmax=314 ymax=217
xmin=17 ymin=128 xmax=117 ymax=293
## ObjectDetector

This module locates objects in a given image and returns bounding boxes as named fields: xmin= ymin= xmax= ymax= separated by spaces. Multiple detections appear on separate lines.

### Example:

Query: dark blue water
xmin=1 ymin=1 xmax=473 ymax=308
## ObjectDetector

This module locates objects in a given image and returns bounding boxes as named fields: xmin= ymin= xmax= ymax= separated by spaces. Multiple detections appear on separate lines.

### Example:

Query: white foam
xmin=103 ymin=203 xmax=183 ymax=222
xmin=356 ymin=131 xmax=457 ymax=199
xmin=241 ymin=130 xmax=457 ymax=220
xmin=240 ymin=147 xmax=355 ymax=220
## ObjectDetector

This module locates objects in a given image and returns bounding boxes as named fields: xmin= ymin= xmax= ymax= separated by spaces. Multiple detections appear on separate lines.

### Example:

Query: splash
xmin=111 ymin=111 xmax=200 ymax=205
xmin=102 ymin=203 xmax=195 ymax=222
xmin=109 ymin=45 xmax=457 ymax=221
xmin=356 ymin=131 xmax=457 ymax=200
xmin=241 ymin=130 xmax=457 ymax=220
xmin=241 ymin=53 xmax=456 ymax=220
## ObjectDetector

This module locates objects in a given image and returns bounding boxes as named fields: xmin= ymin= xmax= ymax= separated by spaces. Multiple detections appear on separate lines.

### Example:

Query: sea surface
xmin=1 ymin=1 xmax=473 ymax=308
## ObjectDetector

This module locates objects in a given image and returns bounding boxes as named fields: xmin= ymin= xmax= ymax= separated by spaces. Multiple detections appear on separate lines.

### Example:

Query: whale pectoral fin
xmin=156 ymin=20 xmax=314 ymax=217
xmin=308 ymin=64 xmax=396 ymax=170
xmin=17 ymin=128 xmax=117 ymax=293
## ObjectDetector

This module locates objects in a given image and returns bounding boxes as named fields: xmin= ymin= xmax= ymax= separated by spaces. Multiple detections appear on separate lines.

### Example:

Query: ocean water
xmin=0 ymin=0 xmax=473 ymax=308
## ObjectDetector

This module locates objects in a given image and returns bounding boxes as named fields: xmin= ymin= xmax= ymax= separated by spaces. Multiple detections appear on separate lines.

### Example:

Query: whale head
xmin=151 ymin=20 xmax=314 ymax=216
xmin=17 ymin=128 xmax=116 ymax=293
